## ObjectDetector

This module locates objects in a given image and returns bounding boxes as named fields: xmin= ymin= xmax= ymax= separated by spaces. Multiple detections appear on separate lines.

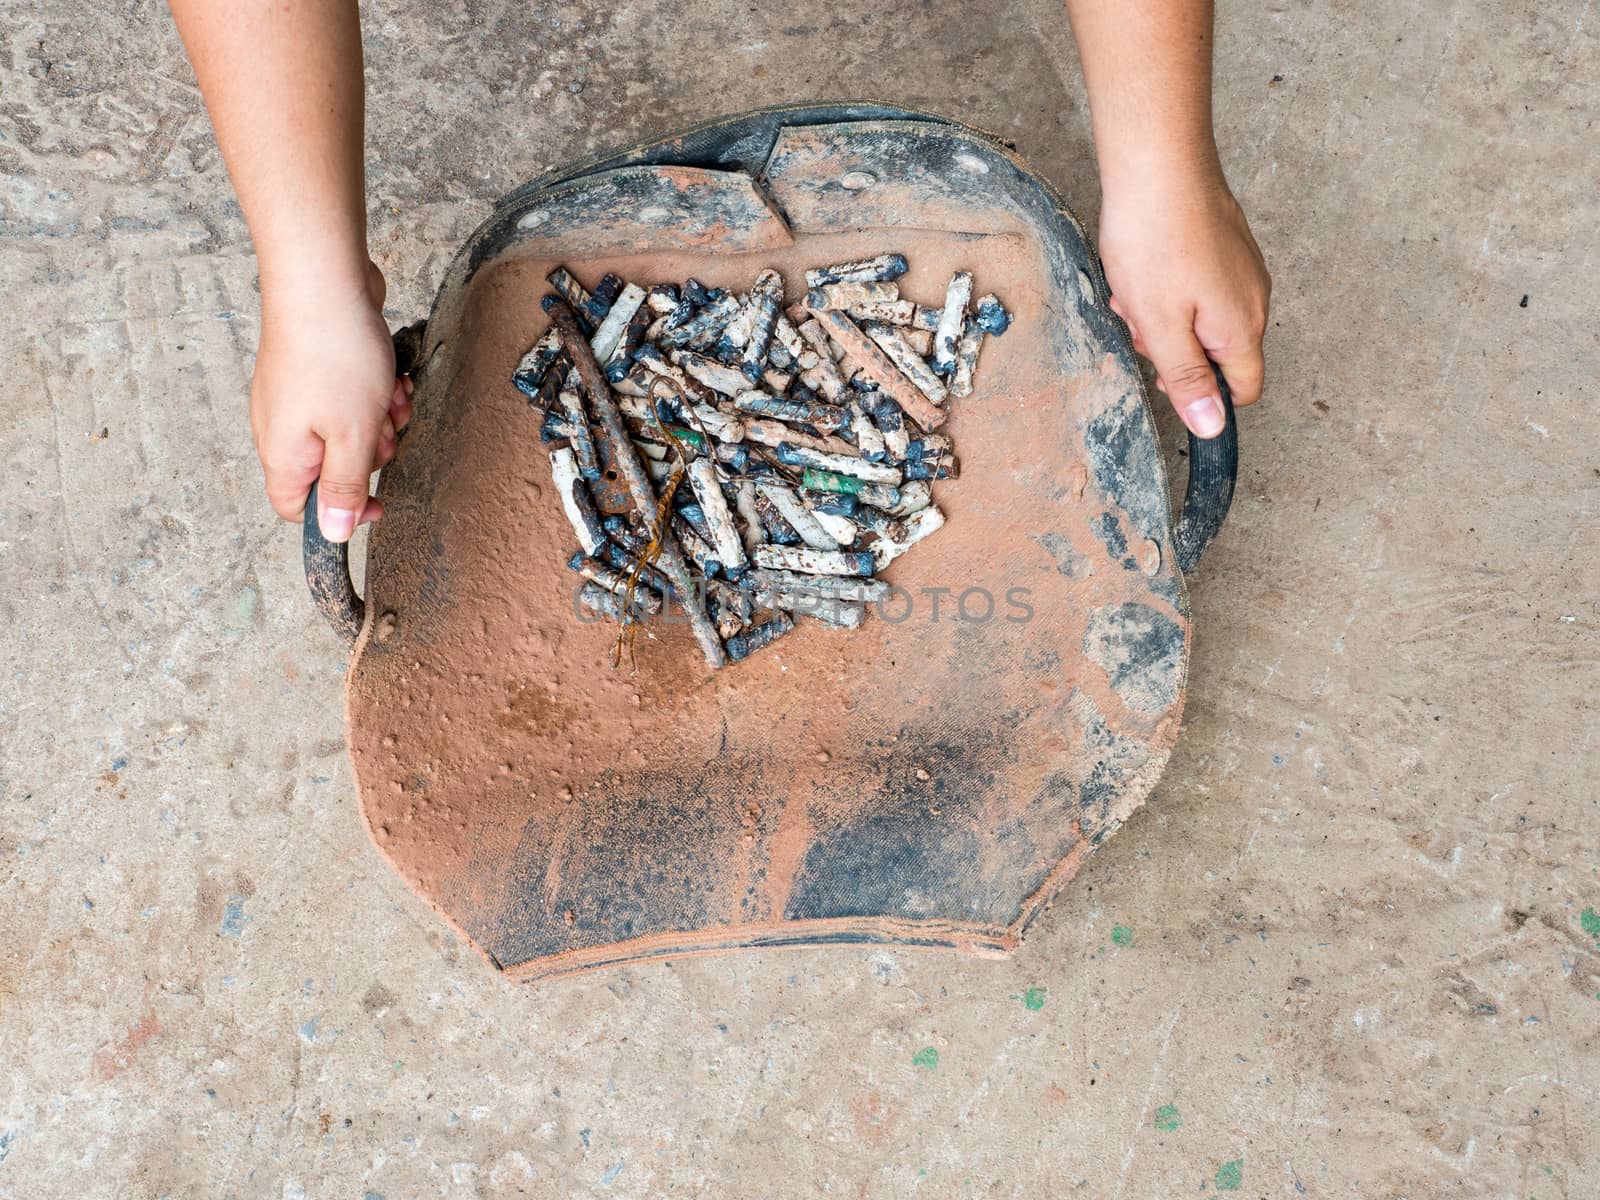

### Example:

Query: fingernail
xmin=322 ymin=506 xmax=358 ymax=541
xmin=1184 ymin=396 xmax=1226 ymax=438
xmin=402 ymin=376 xmax=414 ymax=396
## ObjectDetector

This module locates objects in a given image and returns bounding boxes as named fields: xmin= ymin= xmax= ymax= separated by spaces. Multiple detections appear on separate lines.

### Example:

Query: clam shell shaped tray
xmin=302 ymin=105 xmax=1238 ymax=983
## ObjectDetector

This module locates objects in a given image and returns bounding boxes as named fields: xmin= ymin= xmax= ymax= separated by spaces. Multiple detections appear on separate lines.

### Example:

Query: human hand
xmin=1098 ymin=172 xmax=1270 ymax=438
xmin=249 ymin=260 xmax=411 ymax=541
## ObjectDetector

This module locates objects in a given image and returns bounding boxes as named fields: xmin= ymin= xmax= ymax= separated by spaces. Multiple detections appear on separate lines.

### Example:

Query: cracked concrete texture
xmin=2 ymin=0 xmax=1597 ymax=1195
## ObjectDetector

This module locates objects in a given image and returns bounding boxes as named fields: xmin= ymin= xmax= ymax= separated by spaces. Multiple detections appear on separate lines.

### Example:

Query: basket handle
xmin=302 ymin=321 xmax=426 ymax=650
xmin=1171 ymin=365 xmax=1239 ymax=573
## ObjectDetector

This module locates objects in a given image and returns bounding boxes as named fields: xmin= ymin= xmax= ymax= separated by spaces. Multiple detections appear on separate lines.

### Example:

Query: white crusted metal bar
xmin=872 ymin=505 xmax=946 ymax=570
xmin=645 ymin=284 xmax=680 ymax=315
xmin=634 ymin=345 xmax=712 ymax=404
xmin=632 ymin=439 xmax=668 ymax=461
xmin=805 ymin=254 xmax=908 ymax=287
xmin=686 ymin=457 xmax=747 ymax=571
xmin=740 ymin=268 xmax=784 ymax=382
xmin=742 ymin=418 xmax=858 ymax=457
xmin=846 ymin=298 xmax=917 ymax=325
xmin=810 ymin=510 xmax=858 ymax=547
xmin=933 ymin=271 xmax=973 ymax=375
xmin=864 ymin=322 xmax=948 ymax=406
xmin=673 ymin=349 xmax=754 ymax=397
xmin=733 ymin=390 xmax=849 ymax=433
xmin=659 ymin=293 xmax=740 ymax=348
xmin=686 ymin=403 xmax=747 ymax=444
xmin=848 ymin=401 xmax=887 ymax=462
xmin=774 ymin=314 xmax=808 ymax=362
xmin=714 ymin=292 xmax=755 ymax=354
xmin=883 ymin=479 xmax=932 ymax=516
xmin=806 ymin=281 xmax=900 ymax=310
xmin=590 ymin=282 xmax=646 ymax=364
xmin=611 ymin=362 xmax=651 ymax=397
xmin=758 ymin=483 xmax=839 ymax=551
xmin=950 ymin=319 xmax=983 ymax=398
xmin=734 ymin=479 xmax=765 ymax=554
xmin=546 ymin=266 xmax=591 ymax=312
xmin=745 ymin=569 xmax=891 ymax=602
xmin=753 ymin=588 xmax=866 ymax=628
xmin=723 ymin=611 xmax=795 ymax=661
xmin=751 ymin=545 xmax=875 ymax=576
xmin=772 ymin=443 xmax=903 ymax=485
xmin=556 ymin=368 xmax=602 ymax=480
xmin=568 ymin=551 xmax=664 ymax=614
xmin=512 ymin=328 xmax=564 ymax=398
xmin=549 ymin=446 xmax=604 ymax=554
xmin=794 ymin=319 xmax=848 ymax=400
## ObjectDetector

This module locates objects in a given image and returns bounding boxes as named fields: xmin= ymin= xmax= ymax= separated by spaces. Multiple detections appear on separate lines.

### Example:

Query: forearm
xmin=1062 ymin=0 xmax=1222 ymax=197
xmin=1062 ymin=0 xmax=1268 ymax=435
xmin=169 ymin=0 xmax=369 ymax=307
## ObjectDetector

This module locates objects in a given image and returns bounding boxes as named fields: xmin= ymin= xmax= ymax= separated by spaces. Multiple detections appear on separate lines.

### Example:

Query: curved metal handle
xmin=303 ymin=478 xmax=364 ymax=649
xmin=1171 ymin=366 xmax=1239 ymax=573
xmin=302 ymin=321 xmax=426 ymax=650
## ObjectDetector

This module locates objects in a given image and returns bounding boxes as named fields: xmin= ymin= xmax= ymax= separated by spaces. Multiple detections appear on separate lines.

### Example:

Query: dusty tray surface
xmin=344 ymin=120 xmax=1190 ymax=980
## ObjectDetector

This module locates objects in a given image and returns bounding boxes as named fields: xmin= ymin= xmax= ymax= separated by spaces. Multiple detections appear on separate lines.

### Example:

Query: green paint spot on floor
xmin=912 ymin=1046 xmax=939 ymax=1070
xmin=1153 ymin=1103 xmax=1182 ymax=1132
xmin=1111 ymin=925 xmax=1134 ymax=947
xmin=1022 ymin=987 xmax=1047 ymax=1010
xmin=226 ymin=586 xmax=259 ymax=630
xmin=1215 ymin=1159 xmax=1243 ymax=1191
xmin=1582 ymin=907 xmax=1600 ymax=940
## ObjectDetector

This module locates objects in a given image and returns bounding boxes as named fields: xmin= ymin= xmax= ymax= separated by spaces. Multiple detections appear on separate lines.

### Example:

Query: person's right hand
xmin=249 ymin=260 xmax=411 ymax=542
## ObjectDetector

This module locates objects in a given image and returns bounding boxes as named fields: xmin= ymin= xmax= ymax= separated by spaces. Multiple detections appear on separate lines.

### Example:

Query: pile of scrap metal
xmin=512 ymin=254 xmax=1010 ymax=668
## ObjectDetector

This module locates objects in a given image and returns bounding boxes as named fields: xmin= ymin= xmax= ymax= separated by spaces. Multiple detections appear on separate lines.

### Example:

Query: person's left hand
xmin=1097 ymin=169 xmax=1270 ymax=437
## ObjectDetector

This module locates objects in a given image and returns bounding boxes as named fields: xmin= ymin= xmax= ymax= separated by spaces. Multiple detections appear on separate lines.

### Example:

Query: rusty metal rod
xmin=804 ymin=307 xmax=947 ymax=431
xmin=546 ymin=299 xmax=727 ymax=668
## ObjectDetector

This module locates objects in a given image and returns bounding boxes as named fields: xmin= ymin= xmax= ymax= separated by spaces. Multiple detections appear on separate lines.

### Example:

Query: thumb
xmin=315 ymin=425 xmax=380 ymax=542
xmin=1142 ymin=318 xmax=1227 ymax=439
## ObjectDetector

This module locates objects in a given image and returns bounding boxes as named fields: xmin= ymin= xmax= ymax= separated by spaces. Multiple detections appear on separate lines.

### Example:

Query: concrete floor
xmin=3 ymin=0 xmax=1596 ymax=1195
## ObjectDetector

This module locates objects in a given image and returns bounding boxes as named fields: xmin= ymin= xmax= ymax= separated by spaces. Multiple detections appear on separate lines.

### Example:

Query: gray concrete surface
xmin=3 ymin=0 xmax=1597 ymax=1195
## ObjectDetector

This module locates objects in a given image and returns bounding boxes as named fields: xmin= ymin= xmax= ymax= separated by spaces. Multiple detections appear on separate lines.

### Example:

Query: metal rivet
xmin=954 ymin=153 xmax=990 ymax=175
xmin=839 ymin=171 xmax=877 ymax=191
xmin=517 ymin=209 xmax=549 ymax=229
xmin=1140 ymin=539 xmax=1162 ymax=577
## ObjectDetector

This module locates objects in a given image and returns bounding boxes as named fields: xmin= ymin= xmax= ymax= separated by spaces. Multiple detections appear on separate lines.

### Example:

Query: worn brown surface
xmin=3 ymin=0 xmax=1597 ymax=1195
xmin=350 ymin=211 xmax=1186 ymax=977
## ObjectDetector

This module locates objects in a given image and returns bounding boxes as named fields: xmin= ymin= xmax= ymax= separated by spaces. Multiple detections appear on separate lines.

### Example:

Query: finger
xmin=260 ymin=432 xmax=324 ymax=524
xmin=1108 ymin=296 xmax=1139 ymax=344
xmin=1141 ymin=317 xmax=1227 ymax=439
xmin=1211 ymin=343 xmax=1265 ymax=408
xmin=265 ymin=465 xmax=318 ymax=523
xmin=377 ymin=416 xmax=398 ymax=467
xmin=365 ymin=260 xmax=387 ymax=310
xmin=389 ymin=376 xmax=413 ymax=432
xmin=316 ymin=425 xmax=381 ymax=542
